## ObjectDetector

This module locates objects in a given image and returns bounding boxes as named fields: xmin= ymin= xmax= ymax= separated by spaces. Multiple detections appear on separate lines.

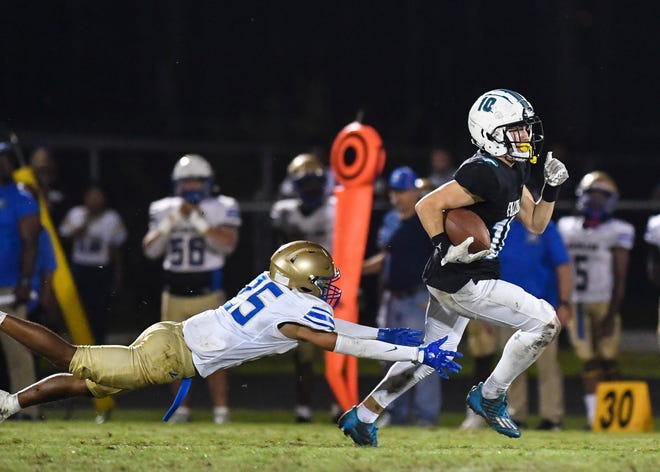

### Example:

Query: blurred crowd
xmin=1 ymin=142 xmax=658 ymax=429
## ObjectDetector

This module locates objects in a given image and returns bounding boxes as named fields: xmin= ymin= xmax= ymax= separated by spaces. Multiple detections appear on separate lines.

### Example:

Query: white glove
xmin=543 ymin=152 xmax=569 ymax=187
xmin=440 ymin=237 xmax=492 ymax=266
xmin=156 ymin=208 xmax=183 ymax=235
xmin=189 ymin=209 xmax=211 ymax=235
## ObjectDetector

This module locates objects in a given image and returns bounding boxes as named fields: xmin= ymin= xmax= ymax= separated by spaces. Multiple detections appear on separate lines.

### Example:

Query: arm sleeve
xmin=16 ymin=187 xmax=39 ymax=219
xmin=334 ymin=319 xmax=379 ymax=339
xmin=333 ymin=333 xmax=420 ymax=362
xmin=454 ymin=160 xmax=499 ymax=201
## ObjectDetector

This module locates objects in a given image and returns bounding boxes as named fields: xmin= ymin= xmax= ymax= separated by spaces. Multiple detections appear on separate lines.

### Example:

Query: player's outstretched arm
xmin=279 ymin=324 xmax=462 ymax=377
xmin=334 ymin=318 xmax=424 ymax=346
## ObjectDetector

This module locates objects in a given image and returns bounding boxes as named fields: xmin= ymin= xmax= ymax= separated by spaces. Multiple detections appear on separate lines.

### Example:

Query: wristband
xmin=430 ymin=233 xmax=451 ymax=257
xmin=189 ymin=210 xmax=211 ymax=235
xmin=541 ymin=183 xmax=561 ymax=202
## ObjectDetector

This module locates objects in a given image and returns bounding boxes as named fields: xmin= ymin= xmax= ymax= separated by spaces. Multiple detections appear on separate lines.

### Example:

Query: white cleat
xmin=168 ymin=406 xmax=191 ymax=423
xmin=213 ymin=406 xmax=230 ymax=425
xmin=460 ymin=407 xmax=485 ymax=430
xmin=0 ymin=390 xmax=19 ymax=423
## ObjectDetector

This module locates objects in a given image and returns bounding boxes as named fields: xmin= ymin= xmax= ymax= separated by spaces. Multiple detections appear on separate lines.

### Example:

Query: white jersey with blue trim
xmin=558 ymin=215 xmax=635 ymax=303
xmin=182 ymin=272 xmax=334 ymax=377
xmin=148 ymin=195 xmax=241 ymax=273
xmin=645 ymin=214 xmax=660 ymax=248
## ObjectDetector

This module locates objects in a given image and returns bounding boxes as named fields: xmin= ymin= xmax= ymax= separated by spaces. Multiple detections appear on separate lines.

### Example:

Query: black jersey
xmin=423 ymin=151 xmax=531 ymax=293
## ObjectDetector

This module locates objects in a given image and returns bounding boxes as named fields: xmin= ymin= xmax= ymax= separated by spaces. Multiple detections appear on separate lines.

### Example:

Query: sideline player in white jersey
xmin=644 ymin=213 xmax=660 ymax=348
xmin=558 ymin=171 xmax=634 ymax=427
xmin=271 ymin=153 xmax=336 ymax=422
xmin=142 ymin=154 xmax=240 ymax=424
xmin=0 ymin=241 xmax=462 ymax=423
xmin=338 ymin=89 xmax=569 ymax=445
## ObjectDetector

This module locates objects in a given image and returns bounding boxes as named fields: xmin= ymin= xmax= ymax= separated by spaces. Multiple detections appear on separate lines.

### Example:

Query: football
xmin=444 ymin=208 xmax=491 ymax=253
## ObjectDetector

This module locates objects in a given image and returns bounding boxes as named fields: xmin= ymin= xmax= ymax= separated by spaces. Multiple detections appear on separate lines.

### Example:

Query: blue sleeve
xmin=15 ymin=187 xmax=39 ymax=219
xmin=377 ymin=211 xmax=400 ymax=248
xmin=544 ymin=221 xmax=569 ymax=266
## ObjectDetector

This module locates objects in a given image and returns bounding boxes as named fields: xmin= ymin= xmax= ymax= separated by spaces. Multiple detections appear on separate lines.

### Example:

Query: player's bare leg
xmin=0 ymin=374 xmax=92 ymax=422
xmin=207 ymin=370 xmax=230 ymax=424
xmin=0 ymin=312 xmax=76 ymax=369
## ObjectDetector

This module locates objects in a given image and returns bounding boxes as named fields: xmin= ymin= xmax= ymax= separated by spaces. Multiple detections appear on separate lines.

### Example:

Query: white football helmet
xmin=172 ymin=154 xmax=214 ymax=203
xmin=468 ymin=89 xmax=543 ymax=163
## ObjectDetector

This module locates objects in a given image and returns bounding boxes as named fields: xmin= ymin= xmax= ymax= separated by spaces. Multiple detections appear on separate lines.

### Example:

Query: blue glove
xmin=377 ymin=328 xmax=425 ymax=347
xmin=419 ymin=336 xmax=463 ymax=379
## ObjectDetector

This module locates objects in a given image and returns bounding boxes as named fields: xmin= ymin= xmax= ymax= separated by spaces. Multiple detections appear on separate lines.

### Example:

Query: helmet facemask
xmin=497 ymin=115 xmax=544 ymax=163
xmin=310 ymin=267 xmax=342 ymax=308
xmin=576 ymin=172 xmax=619 ymax=227
xmin=174 ymin=177 xmax=213 ymax=204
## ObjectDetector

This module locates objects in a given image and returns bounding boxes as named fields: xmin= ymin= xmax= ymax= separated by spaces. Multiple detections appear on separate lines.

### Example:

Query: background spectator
xmin=271 ymin=153 xmax=336 ymax=422
xmin=362 ymin=166 xmax=439 ymax=426
xmin=59 ymin=183 xmax=127 ymax=344
xmin=0 ymin=143 xmax=41 ymax=420
xmin=142 ymin=154 xmax=240 ymax=424
xmin=558 ymin=171 xmax=635 ymax=428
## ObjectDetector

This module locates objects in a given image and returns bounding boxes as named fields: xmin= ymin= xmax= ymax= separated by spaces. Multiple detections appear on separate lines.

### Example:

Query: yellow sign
xmin=12 ymin=166 xmax=114 ymax=413
xmin=593 ymin=381 xmax=654 ymax=432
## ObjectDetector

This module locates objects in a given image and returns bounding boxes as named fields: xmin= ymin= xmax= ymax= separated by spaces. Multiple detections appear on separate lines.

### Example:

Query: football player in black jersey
xmin=339 ymin=89 xmax=569 ymax=445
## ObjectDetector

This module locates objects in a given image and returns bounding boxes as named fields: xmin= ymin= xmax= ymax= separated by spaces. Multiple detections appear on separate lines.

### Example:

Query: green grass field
xmin=1 ymin=410 xmax=658 ymax=471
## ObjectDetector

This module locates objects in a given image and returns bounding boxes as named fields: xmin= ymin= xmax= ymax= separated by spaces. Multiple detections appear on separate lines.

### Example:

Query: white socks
xmin=584 ymin=394 xmax=596 ymax=426
xmin=0 ymin=310 xmax=6 ymax=325
xmin=481 ymin=330 xmax=546 ymax=399
xmin=356 ymin=404 xmax=379 ymax=424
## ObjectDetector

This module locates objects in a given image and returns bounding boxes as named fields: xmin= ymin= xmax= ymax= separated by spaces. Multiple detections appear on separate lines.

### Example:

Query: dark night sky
xmin=2 ymin=1 xmax=659 ymax=157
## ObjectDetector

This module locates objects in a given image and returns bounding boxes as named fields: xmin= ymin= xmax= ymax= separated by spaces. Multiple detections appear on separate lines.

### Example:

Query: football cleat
xmin=213 ymin=406 xmax=230 ymax=425
xmin=0 ymin=390 xmax=18 ymax=423
xmin=337 ymin=407 xmax=378 ymax=447
xmin=466 ymin=383 xmax=520 ymax=438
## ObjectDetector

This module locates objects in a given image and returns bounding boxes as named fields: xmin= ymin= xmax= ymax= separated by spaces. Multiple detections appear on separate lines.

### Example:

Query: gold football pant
xmin=568 ymin=302 xmax=621 ymax=361
xmin=69 ymin=322 xmax=196 ymax=398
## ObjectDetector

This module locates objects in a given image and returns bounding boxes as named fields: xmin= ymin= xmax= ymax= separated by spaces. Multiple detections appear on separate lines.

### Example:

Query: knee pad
xmin=535 ymin=315 xmax=560 ymax=349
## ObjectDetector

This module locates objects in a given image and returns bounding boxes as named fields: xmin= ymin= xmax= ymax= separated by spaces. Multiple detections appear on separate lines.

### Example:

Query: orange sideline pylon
xmin=325 ymin=121 xmax=385 ymax=412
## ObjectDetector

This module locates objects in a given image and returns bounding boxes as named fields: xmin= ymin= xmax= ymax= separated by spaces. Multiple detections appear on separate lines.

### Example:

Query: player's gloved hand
xmin=189 ymin=209 xmax=211 ymax=235
xmin=377 ymin=328 xmax=425 ymax=346
xmin=157 ymin=208 xmax=183 ymax=235
xmin=440 ymin=237 xmax=491 ymax=266
xmin=543 ymin=152 xmax=569 ymax=187
xmin=417 ymin=335 xmax=463 ymax=379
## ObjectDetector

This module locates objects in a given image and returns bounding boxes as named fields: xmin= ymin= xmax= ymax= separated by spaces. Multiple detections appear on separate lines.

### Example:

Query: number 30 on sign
xmin=593 ymin=381 xmax=654 ymax=432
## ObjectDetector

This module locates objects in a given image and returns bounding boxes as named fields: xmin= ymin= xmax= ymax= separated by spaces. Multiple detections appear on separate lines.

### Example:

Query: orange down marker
xmin=325 ymin=122 xmax=386 ymax=411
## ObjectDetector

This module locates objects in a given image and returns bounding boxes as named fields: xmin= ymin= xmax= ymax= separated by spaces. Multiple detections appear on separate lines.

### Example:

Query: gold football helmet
xmin=576 ymin=171 xmax=619 ymax=217
xmin=287 ymin=154 xmax=324 ymax=180
xmin=269 ymin=240 xmax=341 ymax=307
